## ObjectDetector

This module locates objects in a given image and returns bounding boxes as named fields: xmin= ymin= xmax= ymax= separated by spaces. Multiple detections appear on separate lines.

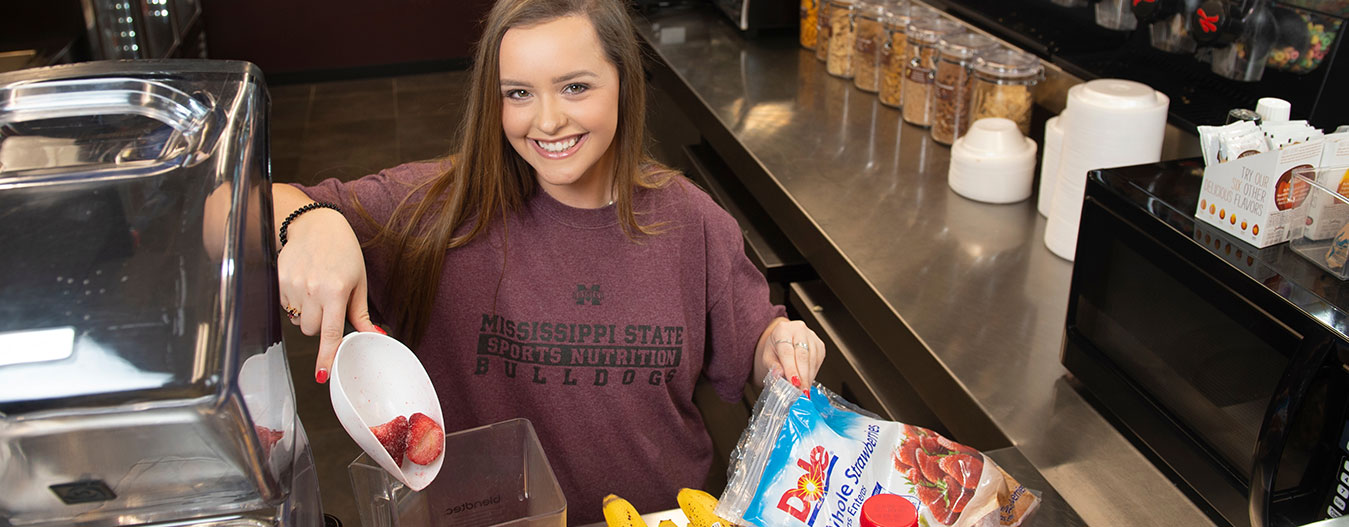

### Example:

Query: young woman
xmin=271 ymin=0 xmax=825 ymax=520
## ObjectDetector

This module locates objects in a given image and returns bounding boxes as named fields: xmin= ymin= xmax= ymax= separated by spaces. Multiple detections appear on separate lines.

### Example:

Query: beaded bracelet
xmin=279 ymin=201 xmax=342 ymax=248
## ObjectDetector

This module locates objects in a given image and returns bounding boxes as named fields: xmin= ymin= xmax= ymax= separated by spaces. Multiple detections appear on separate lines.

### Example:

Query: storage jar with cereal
xmin=851 ymin=0 xmax=887 ymax=92
xmin=970 ymin=47 xmax=1044 ymax=136
xmin=801 ymin=0 xmax=819 ymax=50
xmin=931 ymin=32 xmax=997 ymax=145
xmin=901 ymin=17 xmax=963 ymax=127
xmin=826 ymin=0 xmax=859 ymax=78
xmin=877 ymin=2 xmax=916 ymax=107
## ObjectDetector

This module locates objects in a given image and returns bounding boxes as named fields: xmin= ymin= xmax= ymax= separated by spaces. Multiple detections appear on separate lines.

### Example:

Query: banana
xmin=659 ymin=520 xmax=680 ymax=527
xmin=677 ymin=488 xmax=732 ymax=527
xmin=603 ymin=494 xmax=649 ymax=527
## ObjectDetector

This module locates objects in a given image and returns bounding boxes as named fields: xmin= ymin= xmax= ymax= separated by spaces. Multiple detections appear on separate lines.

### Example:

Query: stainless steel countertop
xmin=638 ymin=7 xmax=1215 ymax=527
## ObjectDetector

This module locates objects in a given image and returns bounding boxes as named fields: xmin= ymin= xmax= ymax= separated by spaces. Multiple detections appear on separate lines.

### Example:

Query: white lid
xmin=1073 ymin=79 xmax=1166 ymax=111
xmin=1256 ymin=97 xmax=1291 ymax=123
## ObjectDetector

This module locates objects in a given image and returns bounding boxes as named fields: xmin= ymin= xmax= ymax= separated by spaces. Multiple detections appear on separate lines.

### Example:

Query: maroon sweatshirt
xmin=300 ymin=161 xmax=784 ymax=524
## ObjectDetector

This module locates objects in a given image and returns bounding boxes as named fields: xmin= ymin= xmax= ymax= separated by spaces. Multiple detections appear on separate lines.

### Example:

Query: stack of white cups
xmin=1044 ymin=79 xmax=1169 ymax=260
xmin=1036 ymin=114 xmax=1065 ymax=217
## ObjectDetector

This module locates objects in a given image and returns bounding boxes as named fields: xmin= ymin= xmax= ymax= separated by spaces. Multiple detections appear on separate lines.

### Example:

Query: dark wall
xmin=201 ymin=0 xmax=493 ymax=75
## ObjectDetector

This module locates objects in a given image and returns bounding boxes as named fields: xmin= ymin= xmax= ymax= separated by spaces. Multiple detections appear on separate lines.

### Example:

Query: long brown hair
xmin=372 ymin=0 xmax=677 ymax=349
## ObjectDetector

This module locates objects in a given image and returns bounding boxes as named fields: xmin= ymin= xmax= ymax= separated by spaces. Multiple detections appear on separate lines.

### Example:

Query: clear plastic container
xmin=901 ymin=17 xmax=964 ymax=127
xmin=970 ymin=47 xmax=1044 ymax=136
xmin=815 ymin=0 xmax=833 ymax=61
xmin=349 ymin=418 xmax=567 ymax=527
xmin=851 ymin=0 xmax=887 ymax=91
xmin=1291 ymin=167 xmax=1349 ymax=280
xmin=0 ymin=60 xmax=319 ymax=527
xmin=877 ymin=3 xmax=915 ymax=107
xmin=826 ymin=0 xmax=859 ymax=78
xmin=931 ymin=32 xmax=997 ymax=145
xmin=801 ymin=0 xmax=819 ymax=50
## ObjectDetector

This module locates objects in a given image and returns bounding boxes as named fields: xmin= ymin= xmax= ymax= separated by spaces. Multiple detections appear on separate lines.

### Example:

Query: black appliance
xmin=924 ymin=0 xmax=1347 ymax=131
xmin=1063 ymin=159 xmax=1349 ymax=527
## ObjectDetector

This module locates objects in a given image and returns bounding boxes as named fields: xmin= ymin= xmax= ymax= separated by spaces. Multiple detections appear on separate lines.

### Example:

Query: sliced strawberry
xmin=903 ymin=423 xmax=927 ymax=439
xmin=938 ymin=453 xmax=984 ymax=489
xmin=369 ymin=415 xmax=409 ymax=464
xmin=906 ymin=467 xmax=926 ymax=486
xmin=927 ymin=488 xmax=954 ymax=525
xmin=914 ymin=482 xmax=943 ymax=507
xmin=935 ymin=435 xmax=979 ymax=456
xmin=896 ymin=440 xmax=919 ymax=470
xmin=255 ymin=425 xmax=285 ymax=459
xmin=945 ymin=475 xmax=973 ymax=515
xmin=916 ymin=448 xmax=946 ymax=483
xmin=406 ymin=412 xmax=444 ymax=465
xmin=920 ymin=436 xmax=944 ymax=455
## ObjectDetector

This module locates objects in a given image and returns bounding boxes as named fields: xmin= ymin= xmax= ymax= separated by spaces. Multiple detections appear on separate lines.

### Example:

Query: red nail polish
xmin=316 ymin=369 xmax=329 ymax=384
xmin=791 ymin=375 xmax=801 ymax=388
xmin=804 ymin=389 xmax=811 ymax=399
xmin=374 ymin=326 xmax=388 ymax=335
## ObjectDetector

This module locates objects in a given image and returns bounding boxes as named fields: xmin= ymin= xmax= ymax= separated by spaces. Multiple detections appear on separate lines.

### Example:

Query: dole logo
xmin=777 ymin=445 xmax=835 ymax=524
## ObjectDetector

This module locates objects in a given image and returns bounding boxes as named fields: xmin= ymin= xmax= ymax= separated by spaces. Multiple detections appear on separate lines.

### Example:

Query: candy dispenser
xmin=0 ymin=60 xmax=321 ymax=527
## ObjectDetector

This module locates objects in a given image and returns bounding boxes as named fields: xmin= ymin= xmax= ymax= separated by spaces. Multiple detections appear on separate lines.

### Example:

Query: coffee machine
xmin=0 ymin=60 xmax=321 ymax=527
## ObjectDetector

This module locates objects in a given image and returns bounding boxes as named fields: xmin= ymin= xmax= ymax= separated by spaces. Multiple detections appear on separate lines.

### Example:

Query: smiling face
xmin=499 ymin=14 xmax=621 ymax=208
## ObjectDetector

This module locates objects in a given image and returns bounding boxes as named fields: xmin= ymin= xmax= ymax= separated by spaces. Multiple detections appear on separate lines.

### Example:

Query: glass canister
xmin=826 ymin=0 xmax=859 ymax=78
xmin=901 ymin=17 xmax=964 ymax=127
xmin=931 ymin=32 xmax=997 ymax=145
xmin=851 ymin=0 xmax=887 ymax=91
xmin=801 ymin=0 xmax=819 ymax=50
xmin=815 ymin=0 xmax=833 ymax=61
xmin=970 ymin=47 xmax=1044 ymax=135
xmin=877 ymin=3 xmax=915 ymax=107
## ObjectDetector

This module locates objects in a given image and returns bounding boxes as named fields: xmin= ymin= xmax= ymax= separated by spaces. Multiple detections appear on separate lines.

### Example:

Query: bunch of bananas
xmin=602 ymin=488 xmax=733 ymax=527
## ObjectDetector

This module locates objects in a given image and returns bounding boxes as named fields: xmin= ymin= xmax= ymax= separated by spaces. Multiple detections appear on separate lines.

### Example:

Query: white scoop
xmin=329 ymin=331 xmax=444 ymax=491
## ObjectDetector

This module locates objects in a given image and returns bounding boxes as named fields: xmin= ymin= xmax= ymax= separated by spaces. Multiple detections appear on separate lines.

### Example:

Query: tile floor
xmin=268 ymin=70 xmax=471 ymax=526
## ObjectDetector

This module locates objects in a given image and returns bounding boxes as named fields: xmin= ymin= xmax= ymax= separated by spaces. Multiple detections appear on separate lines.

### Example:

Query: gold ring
xmin=284 ymin=306 xmax=300 ymax=319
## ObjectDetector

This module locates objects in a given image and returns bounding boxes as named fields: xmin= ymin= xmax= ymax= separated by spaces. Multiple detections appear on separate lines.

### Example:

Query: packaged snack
xmin=717 ymin=374 xmax=1038 ymax=527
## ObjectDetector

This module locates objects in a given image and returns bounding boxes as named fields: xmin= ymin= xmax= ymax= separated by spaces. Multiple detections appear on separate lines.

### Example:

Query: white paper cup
xmin=1045 ymin=79 xmax=1169 ymax=260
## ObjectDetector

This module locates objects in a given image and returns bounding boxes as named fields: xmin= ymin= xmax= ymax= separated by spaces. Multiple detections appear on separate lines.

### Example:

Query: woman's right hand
xmin=272 ymin=184 xmax=382 ymax=383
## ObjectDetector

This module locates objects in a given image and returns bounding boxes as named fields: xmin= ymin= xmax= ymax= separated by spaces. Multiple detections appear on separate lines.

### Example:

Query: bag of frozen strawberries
xmin=716 ymin=374 xmax=1038 ymax=527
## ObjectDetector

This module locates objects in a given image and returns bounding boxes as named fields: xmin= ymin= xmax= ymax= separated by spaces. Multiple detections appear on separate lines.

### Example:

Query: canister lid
xmin=938 ymin=32 xmax=997 ymax=61
xmin=855 ymin=0 xmax=886 ymax=17
xmin=972 ymin=48 xmax=1044 ymax=79
xmin=882 ymin=1 xmax=914 ymax=29
xmin=907 ymin=17 xmax=964 ymax=45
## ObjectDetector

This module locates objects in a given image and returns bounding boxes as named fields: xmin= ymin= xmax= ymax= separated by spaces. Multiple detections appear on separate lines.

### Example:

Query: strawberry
xmin=906 ymin=467 xmax=925 ymax=486
xmin=936 ymin=435 xmax=979 ymax=457
xmin=945 ymin=475 xmax=973 ymax=514
xmin=255 ymin=425 xmax=285 ymax=459
xmin=406 ymin=412 xmax=444 ymax=465
xmin=896 ymin=440 xmax=919 ymax=470
xmin=369 ymin=415 xmax=409 ymax=464
xmin=926 ymin=489 xmax=955 ymax=525
xmin=920 ymin=436 xmax=944 ymax=455
xmin=915 ymin=448 xmax=946 ymax=483
xmin=914 ymin=482 xmax=943 ymax=507
xmin=937 ymin=453 xmax=984 ymax=489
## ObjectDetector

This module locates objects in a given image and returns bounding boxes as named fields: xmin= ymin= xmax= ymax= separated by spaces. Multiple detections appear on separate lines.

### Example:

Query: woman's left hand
xmin=755 ymin=317 xmax=826 ymax=393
